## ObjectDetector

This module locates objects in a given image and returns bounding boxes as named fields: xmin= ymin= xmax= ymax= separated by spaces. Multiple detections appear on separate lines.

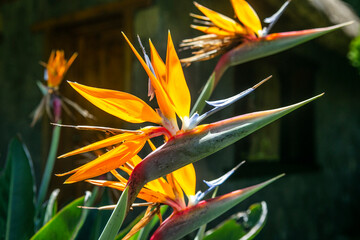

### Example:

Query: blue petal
xmin=194 ymin=161 xmax=245 ymax=203
xmin=205 ymin=88 xmax=254 ymax=107
xmin=137 ymin=35 xmax=156 ymax=76
xmin=44 ymin=69 xmax=48 ymax=81
xmin=187 ymin=77 xmax=271 ymax=129
xmin=137 ymin=35 xmax=156 ymax=100
xmin=262 ymin=0 xmax=291 ymax=35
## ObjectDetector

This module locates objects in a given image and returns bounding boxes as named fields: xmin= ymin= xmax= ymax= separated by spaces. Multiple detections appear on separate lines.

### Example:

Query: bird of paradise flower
xmin=31 ymin=50 xmax=93 ymax=126
xmin=180 ymin=0 xmax=291 ymax=64
xmin=180 ymin=0 xmax=349 ymax=114
xmin=56 ymin=31 xmax=266 ymax=184
xmin=55 ymin=31 xmax=324 ymax=239
xmin=86 ymin=145 xmax=245 ymax=240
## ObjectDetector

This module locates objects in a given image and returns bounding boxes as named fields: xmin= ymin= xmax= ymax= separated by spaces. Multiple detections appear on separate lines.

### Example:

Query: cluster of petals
xmin=40 ymin=50 xmax=78 ymax=88
xmin=180 ymin=0 xmax=287 ymax=63
xmin=58 ymin=32 xmax=199 ymax=185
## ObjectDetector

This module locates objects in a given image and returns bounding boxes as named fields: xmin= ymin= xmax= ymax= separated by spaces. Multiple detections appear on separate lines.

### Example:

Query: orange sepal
xmin=172 ymin=163 xmax=196 ymax=197
xmin=122 ymin=33 xmax=176 ymax=123
xmin=58 ymin=132 xmax=138 ymax=158
xmin=194 ymin=2 xmax=246 ymax=34
xmin=230 ymin=0 xmax=262 ymax=36
xmin=191 ymin=25 xmax=236 ymax=36
xmin=165 ymin=32 xmax=191 ymax=120
xmin=62 ymin=139 xmax=146 ymax=183
xmin=68 ymin=82 xmax=162 ymax=124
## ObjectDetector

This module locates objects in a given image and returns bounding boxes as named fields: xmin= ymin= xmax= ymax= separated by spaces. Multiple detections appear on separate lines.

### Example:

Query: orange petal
xmin=128 ymin=155 xmax=143 ymax=167
xmin=58 ymin=132 xmax=137 ymax=158
xmin=145 ymin=177 xmax=176 ymax=200
xmin=165 ymin=32 xmax=191 ymax=119
xmin=138 ymin=140 xmax=177 ymax=199
xmin=191 ymin=25 xmax=236 ymax=36
xmin=110 ymin=170 xmax=128 ymax=183
xmin=66 ymin=52 xmax=78 ymax=71
xmin=149 ymin=40 xmax=167 ymax=86
xmin=69 ymin=82 xmax=162 ymax=124
xmin=89 ymin=179 xmax=168 ymax=203
xmin=230 ymin=0 xmax=262 ymax=36
xmin=172 ymin=163 xmax=196 ymax=197
xmin=122 ymin=33 xmax=176 ymax=123
xmin=64 ymin=139 xmax=146 ymax=183
xmin=194 ymin=2 xmax=246 ymax=34
xmin=166 ymin=173 xmax=185 ymax=206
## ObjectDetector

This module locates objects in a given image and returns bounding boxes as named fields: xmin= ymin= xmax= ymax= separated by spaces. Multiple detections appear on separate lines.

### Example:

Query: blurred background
xmin=0 ymin=0 xmax=360 ymax=239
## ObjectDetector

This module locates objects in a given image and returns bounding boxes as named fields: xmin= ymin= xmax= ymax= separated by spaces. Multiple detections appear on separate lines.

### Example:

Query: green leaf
xmin=348 ymin=34 xmax=360 ymax=73
xmin=71 ymin=189 xmax=98 ymax=239
xmin=99 ymin=186 xmax=129 ymax=240
xmin=192 ymin=22 xmax=351 ymax=114
xmin=31 ymin=190 xmax=95 ymax=240
xmin=204 ymin=220 xmax=246 ymax=240
xmin=151 ymin=175 xmax=282 ymax=240
xmin=42 ymin=189 xmax=60 ymax=226
xmin=4 ymin=137 xmax=36 ymax=240
xmin=88 ymin=188 xmax=113 ymax=240
xmin=0 ymin=143 xmax=12 ymax=239
xmin=203 ymin=202 xmax=267 ymax=240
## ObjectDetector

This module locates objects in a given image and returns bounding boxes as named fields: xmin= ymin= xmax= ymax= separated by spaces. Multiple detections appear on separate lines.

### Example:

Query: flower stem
xmin=36 ymin=123 xmax=61 ymax=213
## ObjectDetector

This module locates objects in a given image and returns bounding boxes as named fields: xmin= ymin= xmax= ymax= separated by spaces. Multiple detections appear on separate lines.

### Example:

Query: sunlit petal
xmin=191 ymin=25 xmax=235 ymax=36
xmin=122 ymin=32 xmax=176 ymax=123
xmin=194 ymin=2 xmax=246 ymax=34
xmin=58 ymin=132 xmax=137 ymax=158
xmin=165 ymin=32 xmax=191 ymax=120
xmin=166 ymin=173 xmax=185 ymax=207
xmin=62 ymin=139 xmax=146 ymax=183
xmin=172 ymin=163 xmax=196 ymax=197
xmin=149 ymin=40 xmax=167 ymax=86
xmin=230 ymin=0 xmax=262 ymax=36
xmin=65 ymin=52 xmax=78 ymax=72
xmin=68 ymin=81 xmax=162 ymax=124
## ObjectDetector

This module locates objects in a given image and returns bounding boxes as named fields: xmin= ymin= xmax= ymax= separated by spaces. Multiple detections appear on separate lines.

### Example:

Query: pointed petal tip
xmin=321 ymin=21 xmax=354 ymax=32
xmin=55 ymin=172 xmax=68 ymax=177
xmin=63 ymin=180 xmax=75 ymax=184
xmin=337 ymin=21 xmax=354 ymax=28
xmin=252 ymin=75 xmax=272 ymax=89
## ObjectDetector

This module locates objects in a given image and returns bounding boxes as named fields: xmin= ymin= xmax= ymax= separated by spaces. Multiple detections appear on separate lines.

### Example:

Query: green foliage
xmin=151 ymin=175 xmax=282 ymax=240
xmin=36 ymin=124 xmax=61 ymax=213
xmin=1 ymin=137 xmax=36 ymax=240
xmin=99 ymin=187 xmax=129 ymax=240
xmin=203 ymin=202 xmax=267 ymax=240
xmin=42 ymin=189 xmax=60 ymax=226
xmin=348 ymin=35 xmax=360 ymax=73
xmin=31 ymin=190 xmax=96 ymax=240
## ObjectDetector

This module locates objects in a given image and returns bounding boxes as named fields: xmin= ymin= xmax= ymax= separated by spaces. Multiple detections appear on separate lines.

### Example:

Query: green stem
xmin=36 ymin=123 xmax=61 ymax=212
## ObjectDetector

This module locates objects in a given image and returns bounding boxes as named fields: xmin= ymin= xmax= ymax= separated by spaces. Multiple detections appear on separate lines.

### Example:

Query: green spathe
xmin=150 ymin=175 xmax=282 ymax=240
xmin=126 ymin=93 xmax=323 ymax=213
xmin=191 ymin=22 xmax=351 ymax=114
